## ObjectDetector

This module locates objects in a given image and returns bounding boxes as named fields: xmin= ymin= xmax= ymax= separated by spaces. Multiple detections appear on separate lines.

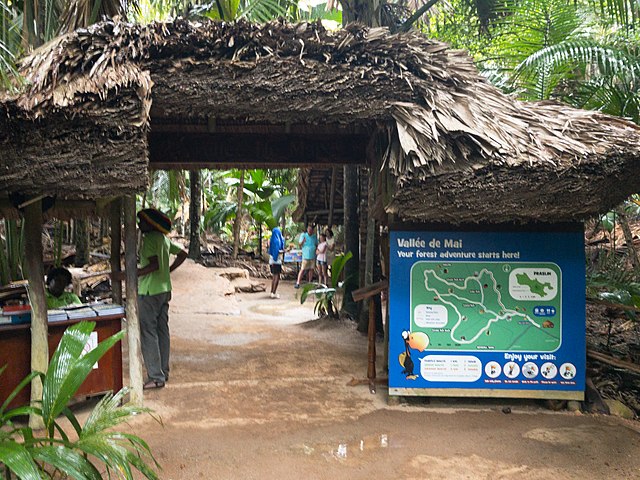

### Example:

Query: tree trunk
xmin=342 ymin=165 xmax=360 ymax=318
xmin=340 ymin=0 xmax=380 ymax=25
xmin=232 ymin=170 xmax=245 ymax=259
xmin=74 ymin=218 xmax=90 ymax=267
xmin=188 ymin=170 xmax=202 ymax=260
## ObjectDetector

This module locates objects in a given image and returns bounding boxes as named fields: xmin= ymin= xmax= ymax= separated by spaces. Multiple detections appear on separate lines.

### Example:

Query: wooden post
xmin=367 ymin=297 xmax=377 ymax=393
xmin=24 ymin=200 xmax=47 ymax=429
xmin=124 ymin=196 xmax=144 ymax=404
xmin=343 ymin=165 xmax=359 ymax=317
xmin=380 ymin=231 xmax=390 ymax=374
xmin=110 ymin=199 xmax=123 ymax=305
xmin=358 ymin=166 xmax=377 ymax=332
xmin=352 ymin=281 xmax=388 ymax=394
xmin=328 ymin=166 xmax=337 ymax=227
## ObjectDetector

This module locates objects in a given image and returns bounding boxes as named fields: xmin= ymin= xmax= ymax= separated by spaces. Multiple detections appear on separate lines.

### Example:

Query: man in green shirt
xmin=46 ymin=267 xmax=82 ymax=309
xmin=113 ymin=208 xmax=187 ymax=389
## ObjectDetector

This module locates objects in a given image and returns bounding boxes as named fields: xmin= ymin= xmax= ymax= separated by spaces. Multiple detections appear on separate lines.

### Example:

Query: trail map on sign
xmin=410 ymin=262 xmax=561 ymax=352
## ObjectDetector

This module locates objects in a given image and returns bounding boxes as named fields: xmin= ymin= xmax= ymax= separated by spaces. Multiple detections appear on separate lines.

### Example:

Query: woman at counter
xmin=45 ymin=267 xmax=81 ymax=309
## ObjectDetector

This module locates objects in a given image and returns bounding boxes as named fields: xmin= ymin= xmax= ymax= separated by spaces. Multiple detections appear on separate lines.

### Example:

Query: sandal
xmin=143 ymin=380 xmax=165 ymax=390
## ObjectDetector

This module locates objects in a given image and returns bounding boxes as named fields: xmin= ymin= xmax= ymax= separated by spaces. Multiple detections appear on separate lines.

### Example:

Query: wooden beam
xmin=304 ymin=209 xmax=344 ymax=217
xmin=587 ymin=297 xmax=640 ymax=313
xmin=151 ymin=122 xmax=370 ymax=136
xmin=109 ymin=199 xmax=122 ymax=305
xmin=149 ymin=132 xmax=368 ymax=169
xmin=587 ymin=348 xmax=640 ymax=375
xmin=352 ymin=280 xmax=389 ymax=303
xmin=124 ymin=196 xmax=144 ymax=405
xmin=24 ymin=199 xmax=47 ymax=429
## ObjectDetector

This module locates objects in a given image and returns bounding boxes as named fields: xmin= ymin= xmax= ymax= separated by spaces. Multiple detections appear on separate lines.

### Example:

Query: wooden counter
xmin=0 ymin=315 xmax=124 ymax=410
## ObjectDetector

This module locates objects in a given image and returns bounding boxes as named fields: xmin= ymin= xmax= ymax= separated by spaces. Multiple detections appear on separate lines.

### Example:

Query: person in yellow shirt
xmin=112 ymin=208 xmax=187 ymax=390
xmin=45 ymin=267 xmax=82 ymax=309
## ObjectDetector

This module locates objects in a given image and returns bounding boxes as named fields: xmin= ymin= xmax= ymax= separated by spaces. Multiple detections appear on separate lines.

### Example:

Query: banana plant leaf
xmin=271 ymin=195 xmax=295 ymax=224
xmin=331 ymin=251 xmax=353 ymax=289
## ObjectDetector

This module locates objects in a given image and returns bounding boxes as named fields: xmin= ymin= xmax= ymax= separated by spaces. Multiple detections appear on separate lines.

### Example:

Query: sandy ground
xmin=118 ymin=260 xmax=640 ymax=480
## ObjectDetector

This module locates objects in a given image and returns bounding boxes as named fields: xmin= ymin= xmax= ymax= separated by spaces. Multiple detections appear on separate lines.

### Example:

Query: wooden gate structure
xmin=3 ymin=18 xmax=640 ymax=414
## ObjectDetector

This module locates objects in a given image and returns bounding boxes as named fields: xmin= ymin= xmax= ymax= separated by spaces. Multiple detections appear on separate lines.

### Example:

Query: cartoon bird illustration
xmin=407 ymin=331 xmax=429 ymax=352
xmin=398 ymin=331 xmax=429 ymax=380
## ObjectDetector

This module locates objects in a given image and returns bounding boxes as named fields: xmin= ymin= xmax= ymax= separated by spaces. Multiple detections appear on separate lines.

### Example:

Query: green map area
xmin=411 ymin=262 xmax=561 ymax=352
xmin=516 ymin=273 xmax=553 ymax=297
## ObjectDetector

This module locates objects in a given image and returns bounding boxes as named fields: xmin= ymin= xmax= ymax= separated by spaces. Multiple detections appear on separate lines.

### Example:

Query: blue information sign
xmin=389 ymin=227 xmax=585 ymax=399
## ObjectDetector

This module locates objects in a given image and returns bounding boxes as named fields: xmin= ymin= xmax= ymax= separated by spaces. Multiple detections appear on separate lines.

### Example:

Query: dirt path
xmin=123 ymin=261 xmax=640 ymax=479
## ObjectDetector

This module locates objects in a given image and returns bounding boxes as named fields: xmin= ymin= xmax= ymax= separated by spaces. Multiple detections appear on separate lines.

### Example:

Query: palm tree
xmin=0 ymin=322 xmax=159 ymax=479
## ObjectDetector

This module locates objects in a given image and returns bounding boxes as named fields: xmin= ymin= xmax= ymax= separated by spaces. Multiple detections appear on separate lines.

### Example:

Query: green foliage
xmin=296 ymin=1 xmax=341 ymax=24
xmin=1 ymin=0 xmax=133 ymax=91
xmin=299 ymin=251 xmax=352 ymax=318
xmin=587 ymin=253 xmax=640 ymax=322
xmin=189 ymin=0 xmax=294 ymax=22
xmin=488 ymin=0 xmax=589 ymax=100
xmin=0 ymin=0 xmax=21 ymax=91
xmin=145 ymin=170 xmax=187 ymax=220
xmin=600 ymin=211 xmax=617 ymax=233
xmin=204 ymin=200 xmax=237 ymax=232
xmin=0 ymin=322 xmax=159 ymax=480
xmin=427 ymin=0 xmax=640 ymax=120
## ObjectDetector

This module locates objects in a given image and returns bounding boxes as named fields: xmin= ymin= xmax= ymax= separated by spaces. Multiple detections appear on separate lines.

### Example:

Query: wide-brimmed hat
xmin=137 ymin=208 xmax=171 ymax=234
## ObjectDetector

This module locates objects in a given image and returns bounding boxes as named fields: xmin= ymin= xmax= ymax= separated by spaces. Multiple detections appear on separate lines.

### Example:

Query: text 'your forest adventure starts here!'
xmin=389 ymin=228 xmax=586 ymax=400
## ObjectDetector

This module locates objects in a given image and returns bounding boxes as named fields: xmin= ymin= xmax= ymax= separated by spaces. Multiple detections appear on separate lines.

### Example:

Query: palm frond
xmin=76 ymin=389 xmax=160 ymax=479
xmin=0 ymin=442 xmax=42 ymax=480
xmin=41 ymin=322 xmax=124 ymax=431
xmin=204 ymin=201 xmax=236 ymax=231
xmin=31 ymin=445 xmax=102 ymax=480
xmin=517 ymin=40 xmax=640 ymax=83
xmin=239 ymin=0 xmax=292 ymax=22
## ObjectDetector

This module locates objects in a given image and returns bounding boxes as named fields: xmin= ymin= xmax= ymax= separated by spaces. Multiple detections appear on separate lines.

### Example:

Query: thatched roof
xmin=1 ymin=38 xmax=152 ymax=198
xmin=2 ymin=18 xmax=640 ymax=222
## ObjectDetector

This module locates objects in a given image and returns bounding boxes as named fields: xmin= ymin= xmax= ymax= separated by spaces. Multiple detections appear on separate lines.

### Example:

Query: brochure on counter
xmin=1 ymin=302 xmax=125 ymax=324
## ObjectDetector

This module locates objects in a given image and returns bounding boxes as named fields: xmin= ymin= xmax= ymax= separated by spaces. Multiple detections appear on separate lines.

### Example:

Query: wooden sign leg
xmin=367 ymin=297 xmax=377 ymax=393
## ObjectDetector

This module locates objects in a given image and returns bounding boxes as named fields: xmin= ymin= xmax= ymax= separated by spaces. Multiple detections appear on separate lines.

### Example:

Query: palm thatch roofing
xmin=2 ymin=18 xmax=640 ymax=223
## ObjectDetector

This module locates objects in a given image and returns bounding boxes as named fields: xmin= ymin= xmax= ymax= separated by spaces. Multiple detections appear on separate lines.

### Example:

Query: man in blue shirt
xmin=295 ymin=224 xmax=318 ymax=288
